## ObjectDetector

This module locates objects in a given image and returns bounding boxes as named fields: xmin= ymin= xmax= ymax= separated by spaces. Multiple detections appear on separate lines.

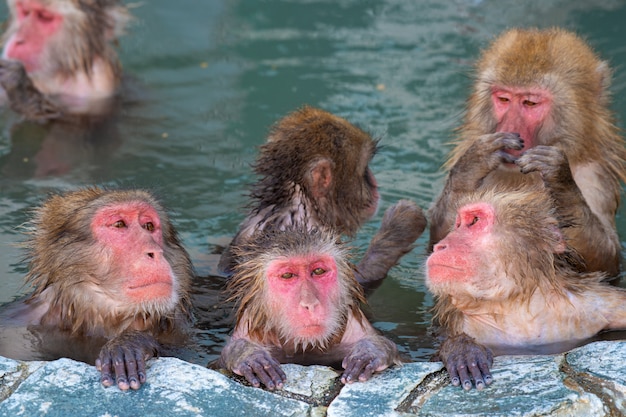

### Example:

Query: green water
xmin=1 ymin=0 xmax=626 ymax=364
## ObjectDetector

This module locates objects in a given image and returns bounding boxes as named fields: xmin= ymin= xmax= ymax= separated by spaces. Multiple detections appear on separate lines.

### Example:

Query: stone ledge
xmin=0 ymin=340 xmax=624 ymax=416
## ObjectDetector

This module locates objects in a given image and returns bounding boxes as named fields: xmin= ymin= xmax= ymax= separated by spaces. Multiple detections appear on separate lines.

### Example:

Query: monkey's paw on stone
xmin=439 ymin=333 xmax=493 ymax=391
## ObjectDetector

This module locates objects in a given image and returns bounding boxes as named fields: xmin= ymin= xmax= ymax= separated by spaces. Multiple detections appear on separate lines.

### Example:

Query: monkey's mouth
xmin=426 ymin=263 xmax=465 ymax=283
xmin=127 ymin=280 xmax=173 ymax=301
xmin=296 ymin=324 xmax=326 ymax=337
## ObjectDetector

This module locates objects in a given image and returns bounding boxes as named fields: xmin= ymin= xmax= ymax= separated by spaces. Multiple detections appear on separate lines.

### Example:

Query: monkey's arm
xmin=517 ymin=146 xmax=621 ymax=276
xmin=219 ymin=337 xmax=286 ymax=390
xmin=95 ymin=330 xmax=159 ymax=391
xmin=355 ymin=200 xmax=426 ymax=287
xmin=339 ymin=315 xmax=401 ymax=384
xmin=0 ymin=59 xmax=62 ymax=122
xmin=436 ymin=332 xmax=493 ymax=391
xmin=429 ymin=132 xmax=523 ymax=247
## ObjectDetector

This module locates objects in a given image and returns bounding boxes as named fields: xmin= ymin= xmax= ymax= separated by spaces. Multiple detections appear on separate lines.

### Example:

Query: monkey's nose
xmin=145 ymin=249 xmax=163 ymax=260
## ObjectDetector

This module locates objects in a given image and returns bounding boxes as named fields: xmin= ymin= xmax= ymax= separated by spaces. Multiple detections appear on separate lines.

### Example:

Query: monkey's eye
xmin=112 ymin=220 xmax=126 ymax=228
xmin=469 ymin=216 xmax=479 ymax=226
xmin=37 ymin=11 xmax=54 ymax=23
xmin=281 ymin=272 xmax=295 ymax=279
xmin=523 ymin=100 xmax=537 ymax=107
xmin=497 ymin=97 xmax=509 ymax=103
xmin=143 ymin=222 xmax=155 ymax=232
xmin=312 ymin=268 xmax=326 ymax=276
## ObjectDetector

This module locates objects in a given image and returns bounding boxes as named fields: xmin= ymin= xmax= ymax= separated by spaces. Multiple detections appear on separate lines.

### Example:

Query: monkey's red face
xmin=91 ymin=202 xmax=176 ymax=306
xmin=3 ymin=0 xmax=64 ymax=72
xmin=492 ymin=86 xmax=553 ymax=156
xmin=266 ymin=255 xmax=343 ymax=346
xmin=426 ymin=203 xmax=502 ymax=299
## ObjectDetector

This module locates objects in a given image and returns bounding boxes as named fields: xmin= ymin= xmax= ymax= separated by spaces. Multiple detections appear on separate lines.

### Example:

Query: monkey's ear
xmin=308 ymin=158 xmax=334 ymax=199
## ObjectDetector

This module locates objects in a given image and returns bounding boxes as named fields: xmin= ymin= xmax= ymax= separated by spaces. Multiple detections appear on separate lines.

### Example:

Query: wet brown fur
xmin=226 ymin=228 xmax=366 ymax=348
xmin=22 ymin=187 xmax=193 ymax=338
xmin=251 ymin=105 xmax=378 ymax=236
xmin=448 ymin=28 xmax=626 ymax=183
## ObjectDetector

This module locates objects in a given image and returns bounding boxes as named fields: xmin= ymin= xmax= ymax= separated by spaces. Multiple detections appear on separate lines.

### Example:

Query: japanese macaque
xmin=2 ymin=187 xmax=193 ymax=390
xmin=219 ymin=106 xmax=426 ymax=285
xmin=0 ymin=0 xmax=131 ymax=120
xmin=218 ymin=228 xmax=401 ymax=389
xmin=429 ymin=28 xmax=626 ymax=278
xmin=426 ymin=186 xmax=626 ymax=391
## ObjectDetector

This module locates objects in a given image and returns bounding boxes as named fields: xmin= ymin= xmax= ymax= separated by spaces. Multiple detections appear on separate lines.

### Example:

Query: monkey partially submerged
xmin=429 ymin=28 xmax=626 ymax=278
xmin=0 ymin=187 xmax=194 ymax=390
xmin=427 ymin=186 xmax=626 ymax=391
xmin=0 ymin=0 xmax=131 ymax=120
xmin=219 ymin=106 xmax=426 ymax=286
xmin=218 ymin=228 xmax=401 ymax=390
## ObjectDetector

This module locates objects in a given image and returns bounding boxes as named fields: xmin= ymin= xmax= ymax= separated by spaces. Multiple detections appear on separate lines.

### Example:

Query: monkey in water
xmin=218 ymin=227 xmax=401 ymax=389
xmin=219 ymin=106 xmax=426 ymax=287
xmin=429 ymin=28 xmax=626 ymax=278
xmin=0 ymin=0 xmax=131 ymax=120
xmin=0 ymin=187 xmax=194 ymax=390
xmin=427 ymin=183 xmax=626 ymax=390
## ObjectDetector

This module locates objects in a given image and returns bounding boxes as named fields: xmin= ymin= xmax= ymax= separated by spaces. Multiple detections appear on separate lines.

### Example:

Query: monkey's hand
xmin=96 ymin=331 xmax=159 ymax=391
xmin=517 ymin=145 xmax=581 ymax=203
xmin=341 ymin=337 xmax=398 ymax=384
xmin=221 ymin=338 xmax=286 ymax=390
xmin=356 ymin=199 xmax=426 ymax=286
xmin=449 ymin=132 xmax=523 ymax=192
xmin=438 ymin=333 xmax=493 ymax=391
xmin=0 ymin=59 xmax=62 ymax=122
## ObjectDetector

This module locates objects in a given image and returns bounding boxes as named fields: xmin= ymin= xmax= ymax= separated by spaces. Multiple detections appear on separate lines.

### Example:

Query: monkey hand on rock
xmin=95 ymin=331 xmax=160 ymax=391
xmin=340 ymin=337 xmax=399 ymax=384
xmin=0 ymin=59 xmax=62 ymax=122
xmin=355 ymin=199 xmax=426 ymax=287
xmin=447 ymin=132 xmax=523 ymax=192
xmin=221 ymin=338 xmax=286 ymax=390
xmin=437 ymin=333 xmax=493 ymax=391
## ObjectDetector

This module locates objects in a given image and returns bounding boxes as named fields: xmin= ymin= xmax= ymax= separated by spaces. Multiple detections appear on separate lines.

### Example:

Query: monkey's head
xmin=252 ymin=106 xmax=380 ymax=237
xmin=228 ymin=227 xmax=365 ymax=351
xmin=426 ymin=188 xmax=574 ymax=306
xmin=3 ymin=0 xmax=131 ymax=77
xmin=465 ymin=28 xmax=613 ymax=161
xmin=24 ymin=187 xmax=193 ymax=336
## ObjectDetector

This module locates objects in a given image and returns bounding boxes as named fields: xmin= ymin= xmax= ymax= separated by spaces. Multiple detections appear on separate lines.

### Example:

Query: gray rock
xmin=416 ymin=355 xmax=605 ymax=417
xmin=327 ymin=362 xmax=443 ymax=417
xmin=0 ymin=357 xmax=311 ymax=417
xmin=566 ymin=340 xmax=626 ymax=415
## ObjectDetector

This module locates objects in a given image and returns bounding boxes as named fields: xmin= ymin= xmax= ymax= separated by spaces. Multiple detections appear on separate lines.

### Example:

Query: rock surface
xmin=0 ymin=341 xmax=624 ymax=416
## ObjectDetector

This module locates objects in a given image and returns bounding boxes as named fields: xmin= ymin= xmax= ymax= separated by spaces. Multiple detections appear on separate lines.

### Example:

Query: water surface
xmin=1 ymin=0 xmax=626 ymax=365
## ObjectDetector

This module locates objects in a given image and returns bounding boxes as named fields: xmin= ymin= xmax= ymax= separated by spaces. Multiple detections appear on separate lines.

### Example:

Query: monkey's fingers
xmin=234 ymin=363 xmax=262 ymax=388
xmin=517 ymin=146 xmax=570 ymax=180
xmin=137 ymin=352 xmax=148 ymax=384
xmin=95 ymin=358 xmax=115 ymax=388
xmin=111 ymin=347 xmax=133 ymax=391
xmin=341 ymin=356 xmax=368 ymax=384
xmin=471 ymin=359 xmax=493 ymax=390
xmin=121 ymin=350 xmax=145 ymax=390
xmin=257 ymin=359 xmax=286 ymax=390
xmin=358 ymin=358 xmax=382 ymax=382
xmin=236 ymin=361 xmax=280 ymax=390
